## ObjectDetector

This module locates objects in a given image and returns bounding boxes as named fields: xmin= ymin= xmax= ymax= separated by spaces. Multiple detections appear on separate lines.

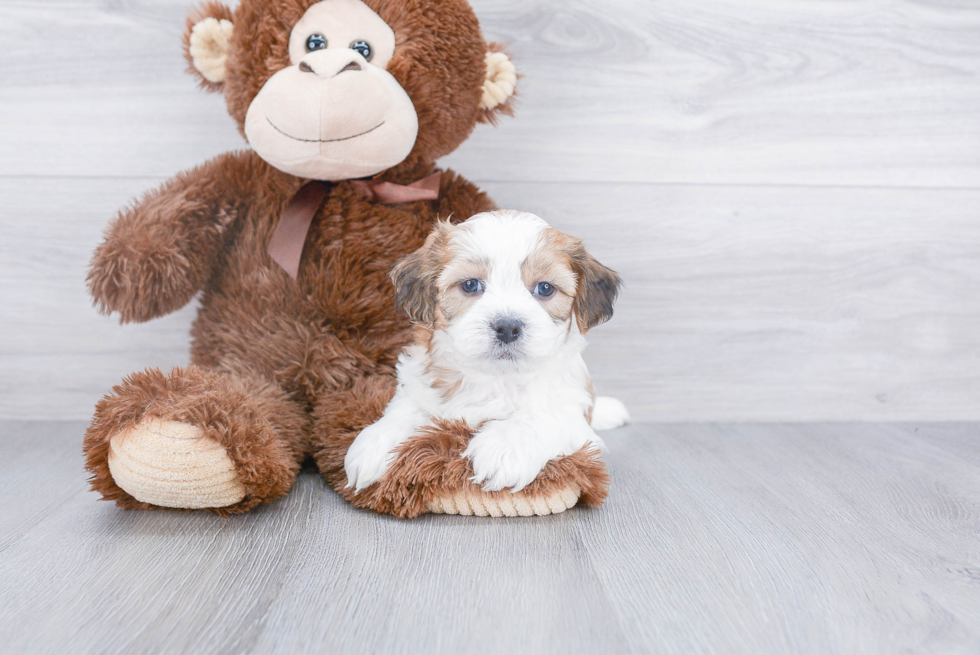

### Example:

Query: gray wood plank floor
xmin=1 ymin=420 xmax=978 ymax=654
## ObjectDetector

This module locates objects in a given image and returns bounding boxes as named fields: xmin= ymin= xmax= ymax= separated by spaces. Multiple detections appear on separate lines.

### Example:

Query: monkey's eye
xmin=533 ymin=282 xmax=555 ymax=298
xmin=460 ymin=279 xmax=484 ymax=295
xmin=350 ymin=40 xmax=372 ymax=61
xmin=306 ymin=34 xmax=327 ymax=52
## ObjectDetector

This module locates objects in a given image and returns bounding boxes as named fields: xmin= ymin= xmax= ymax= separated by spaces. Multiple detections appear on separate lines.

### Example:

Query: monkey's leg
xmin=310 ymin=373 xmax=609 ymax=519
xmin=83 ymin=366 xmax=307 ymax=515
xmin=308 ymin=374 xmax=423 ymax=514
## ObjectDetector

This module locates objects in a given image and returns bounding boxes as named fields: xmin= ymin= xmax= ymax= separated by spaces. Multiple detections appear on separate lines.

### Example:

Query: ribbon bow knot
xmin=267 ymin=172 xmax=442 ymax=279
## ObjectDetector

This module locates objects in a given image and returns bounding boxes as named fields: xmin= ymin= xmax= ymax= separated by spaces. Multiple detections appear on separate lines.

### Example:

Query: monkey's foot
xmin=107 ymin=419 xmax=246 ymax=509
xmin=427 ymin=485 xmax=582 ymax=517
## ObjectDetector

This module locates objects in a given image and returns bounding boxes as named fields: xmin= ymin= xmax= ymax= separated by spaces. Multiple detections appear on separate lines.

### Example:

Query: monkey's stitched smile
xmin=266 ymin=118 xmax=385 ymax=143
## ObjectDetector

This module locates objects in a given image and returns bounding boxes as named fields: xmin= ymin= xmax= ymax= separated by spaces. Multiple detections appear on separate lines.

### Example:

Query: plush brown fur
xmin=187 ymin=0 xmax=504 ymax=184
xmin=478 ymin=41 xmax=518 ymax=126
xmin=85 ymin=0 xmax=604 ymax=517
xmin=310 ymin=375 xmax=608 ymax=518
xmin=83 ymin=365 xmax=307 ymax=516
xmin=182 ymin=1 xmax=236 ymax=93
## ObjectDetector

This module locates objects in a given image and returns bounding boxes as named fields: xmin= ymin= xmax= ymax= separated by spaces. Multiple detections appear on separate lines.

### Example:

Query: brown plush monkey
xmin=83 ymin=0 xmax=607 ymax=518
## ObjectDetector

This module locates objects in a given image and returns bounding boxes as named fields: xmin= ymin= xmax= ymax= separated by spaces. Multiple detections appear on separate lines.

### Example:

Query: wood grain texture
xmin=2 ymin=0 xmax=979 ymax=421
xmin=4 ymin=177 xmax=980 ymax=421
xmin=4 ymin=3 xmax=979 ymax=652
xmin=1 ymin=0 xmax=978 ymax=185
xmin=1 ymin=420 xmax=978 ymax=654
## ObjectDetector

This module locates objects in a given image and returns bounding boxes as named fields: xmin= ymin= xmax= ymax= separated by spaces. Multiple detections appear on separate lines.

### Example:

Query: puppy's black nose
xmin=493 ymin=318 xmax=523 ymax=344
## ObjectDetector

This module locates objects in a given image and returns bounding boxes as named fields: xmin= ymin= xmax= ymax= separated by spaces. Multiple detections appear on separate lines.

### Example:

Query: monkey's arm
xmin=436 ymin=169 xmax=498 ymax=220
xmin=88 ymin=151 xmax=260 ymax=323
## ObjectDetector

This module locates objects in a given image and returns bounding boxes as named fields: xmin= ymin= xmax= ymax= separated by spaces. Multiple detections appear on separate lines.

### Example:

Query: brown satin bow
xmin=267 ymin=172 xmax=442 ymax=279
xmin=350 ymin=171 xmax=441 ymax=204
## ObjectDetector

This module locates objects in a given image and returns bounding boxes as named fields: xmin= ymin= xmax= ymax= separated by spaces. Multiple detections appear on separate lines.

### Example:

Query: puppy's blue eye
xmin=306 ymin=34 xmax=327 ymax=52
xmin=461 ymin=279 xmax=483 ymax=294
xmin=350 ymin=40 xmax=372 ymax=61
xmin=534 ymin=282 xmax=555 ymax=297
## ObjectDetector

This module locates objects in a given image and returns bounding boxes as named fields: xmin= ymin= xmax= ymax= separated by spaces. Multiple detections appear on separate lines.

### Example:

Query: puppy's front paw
xmin=463 ymin=422 xmax=555 ymax=493
xmin=344 ymin=424 xmax=400 ymax=492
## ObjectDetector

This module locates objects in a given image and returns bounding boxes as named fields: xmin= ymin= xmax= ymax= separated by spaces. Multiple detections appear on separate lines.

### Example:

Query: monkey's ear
xmin=569 ymin=242 xmax=622 ymax=333
xmin=390 ymin=222 xmax=454 ymax=325
xmin=183 ymin=2 xmax=235 ymax=91
xmin=477 ymin=44 xmax=517 ymax=125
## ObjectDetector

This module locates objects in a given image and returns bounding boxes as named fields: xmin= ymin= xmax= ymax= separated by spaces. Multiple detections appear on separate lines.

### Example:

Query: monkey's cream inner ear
xmin=480 ymin=51 xmax=516 ymax=110
xmin=190 ymin=17 xmax=234 ymax=83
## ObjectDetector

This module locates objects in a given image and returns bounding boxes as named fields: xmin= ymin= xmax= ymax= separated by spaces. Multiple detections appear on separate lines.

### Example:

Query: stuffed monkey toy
xmin=83 ymin=0 xmax=609 ymax=518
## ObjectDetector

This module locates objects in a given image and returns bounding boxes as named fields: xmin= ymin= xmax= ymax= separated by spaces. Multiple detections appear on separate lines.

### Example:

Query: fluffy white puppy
xmin=345 ymin=210 xmax=630 ymax=493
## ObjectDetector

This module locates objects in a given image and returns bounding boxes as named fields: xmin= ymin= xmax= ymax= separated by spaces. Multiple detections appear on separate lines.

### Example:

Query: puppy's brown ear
xmin=390 ymin=222 xmax=453 ymax=325
xmin=569 ymin=242 xmax=622 ymax=333
xmin=183 ymin=2 xmax=236 ymax=92
xmin=390 ymin=251 xmax=436 ymax=325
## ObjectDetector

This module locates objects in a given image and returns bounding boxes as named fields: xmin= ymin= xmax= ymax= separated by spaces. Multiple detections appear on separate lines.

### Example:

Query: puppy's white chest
xmin=438 ymin=375 xmax=525 ymax=426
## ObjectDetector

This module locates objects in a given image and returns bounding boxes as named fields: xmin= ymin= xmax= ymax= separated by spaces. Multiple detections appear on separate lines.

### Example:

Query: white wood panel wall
xmin=1 ymin=0 xmax=979 ymax=421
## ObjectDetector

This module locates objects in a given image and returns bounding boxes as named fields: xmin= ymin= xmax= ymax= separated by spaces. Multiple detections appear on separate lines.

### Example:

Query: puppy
xmin=344 ymin=210 xmax=630 ymax=493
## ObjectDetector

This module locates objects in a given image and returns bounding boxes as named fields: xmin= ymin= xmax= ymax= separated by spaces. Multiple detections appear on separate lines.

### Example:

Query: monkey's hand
xmin=88 ymin=153 xmax=250 ymax=323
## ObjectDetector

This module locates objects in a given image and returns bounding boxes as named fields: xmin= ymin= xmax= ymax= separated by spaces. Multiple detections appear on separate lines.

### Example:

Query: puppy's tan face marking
xmin=435 ymin=257 xmax=491 ymax=329
xmin=521 ymin=229 xmax=578 ymax=324
xmin=393 ymin=210 xmax=621 ymax=372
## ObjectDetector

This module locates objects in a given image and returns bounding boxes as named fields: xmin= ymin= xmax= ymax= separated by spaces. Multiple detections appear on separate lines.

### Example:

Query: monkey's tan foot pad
xmin=107 ymin=419 xmax=246 ymax=509
xmin=427 ymin=485 xmax=582 ymax=517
